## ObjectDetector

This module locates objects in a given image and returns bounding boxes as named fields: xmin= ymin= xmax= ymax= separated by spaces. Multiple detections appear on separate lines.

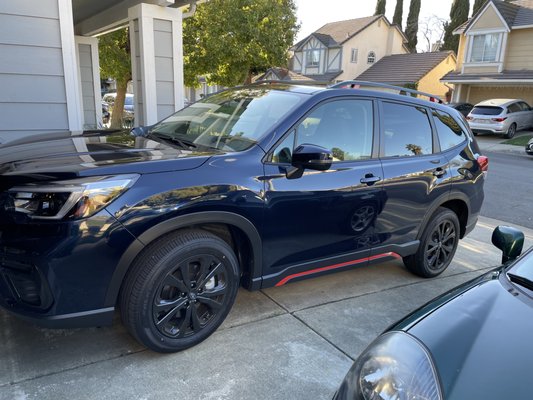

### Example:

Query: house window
xmin=469 ymin=34 xmax=500 ymax=63
xmin=306 ymin=50 xmax=320 ymax=67
xmin=351 ymin=49 xmax=358 ymax=63
xmin=367 ymin=51 xmax=376 ymax=64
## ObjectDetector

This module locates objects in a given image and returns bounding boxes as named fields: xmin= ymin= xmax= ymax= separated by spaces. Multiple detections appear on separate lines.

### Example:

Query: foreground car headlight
xmin=335 ymin=332 xmax=442 ymax=400
xmin=7 ymin=174 xmax=138 ymax=220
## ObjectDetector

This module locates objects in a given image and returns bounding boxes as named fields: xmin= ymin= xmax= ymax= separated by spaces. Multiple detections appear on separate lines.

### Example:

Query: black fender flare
xmin=104 ymin=211 xmax=263 ymax=307
xmin=417 ymin=191 xmax=471 ymax=241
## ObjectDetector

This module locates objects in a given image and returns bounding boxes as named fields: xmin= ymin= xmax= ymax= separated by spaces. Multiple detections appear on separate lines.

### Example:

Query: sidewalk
xmin=475 ymin=131 xmax=531 ymax=154
xmin=2 ymin=216 xmax=533 ymax=400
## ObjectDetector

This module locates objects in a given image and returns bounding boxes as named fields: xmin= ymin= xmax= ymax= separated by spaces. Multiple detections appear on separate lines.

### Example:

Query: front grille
xmin=0 ymin=260 xmax=53 ymax=310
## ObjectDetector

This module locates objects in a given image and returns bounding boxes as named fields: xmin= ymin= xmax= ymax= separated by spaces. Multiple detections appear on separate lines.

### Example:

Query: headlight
xmin=7 ymin=174 xmax=138 ymax=220
xmin=335 ymin=332 xmax=442 ymax=400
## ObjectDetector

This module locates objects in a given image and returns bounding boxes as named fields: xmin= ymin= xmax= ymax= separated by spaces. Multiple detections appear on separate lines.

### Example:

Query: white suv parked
xmin=466 ymin=99 xmax=533 ymax=138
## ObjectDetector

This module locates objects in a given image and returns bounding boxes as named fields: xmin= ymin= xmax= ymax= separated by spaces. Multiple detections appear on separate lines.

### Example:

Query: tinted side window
xmin=519 ymin=102 xmax=531 ymax=111
xmin=433 ymin=109 xmax=466 ymax=151
xmin=293 ymin=99 xmax=374 ymax=162
xmin=382 ymin=102 xmax=433 ymax=157
xmin=508 ymin=103 xmax=521 ymax=113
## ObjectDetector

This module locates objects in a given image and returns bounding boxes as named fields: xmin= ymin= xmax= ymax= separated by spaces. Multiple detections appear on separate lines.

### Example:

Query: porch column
xmin=128 ymin=3 xmax=184 ymax=126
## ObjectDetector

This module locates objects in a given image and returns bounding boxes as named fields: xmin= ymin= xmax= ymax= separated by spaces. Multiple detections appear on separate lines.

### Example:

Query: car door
xmin=373 ymin=100 xmax=452 ymax=254
xmin=507 ymin=102 xmax=522 ymax=129
xmin=519 ymin=102 xmax=533 ymax=128
xmin=261 ymin=98 xmax=386 ymax=287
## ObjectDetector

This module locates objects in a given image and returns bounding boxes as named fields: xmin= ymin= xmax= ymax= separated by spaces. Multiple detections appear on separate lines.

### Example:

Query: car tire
xmin=504 ymin=123 xmax=517 ymax=139
xmin=120 ymin=229 xmax=240 ymax=353
xmin=403 ymin=207 xmax=460 ymax=278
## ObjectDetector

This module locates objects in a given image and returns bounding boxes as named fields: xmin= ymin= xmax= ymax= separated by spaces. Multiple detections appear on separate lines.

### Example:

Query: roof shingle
xmin=356 ymin=52 xmax=454 ymax=85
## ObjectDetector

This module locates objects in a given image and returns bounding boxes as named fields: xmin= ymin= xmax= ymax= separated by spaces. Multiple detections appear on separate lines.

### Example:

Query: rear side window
xmin=507 ymin=103 xmax=521 ymax=113
xmin=381 ymin=102 xmax=433 ymax=157
xmin=433 ymin=110 xmax=466 ymax=151
xmin=471 ymin=106 xmax=503 ymax=115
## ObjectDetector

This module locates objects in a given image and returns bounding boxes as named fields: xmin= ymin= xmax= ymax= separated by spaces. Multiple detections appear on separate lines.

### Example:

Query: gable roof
xmin=253 ymin=67 xmax=315 ymax=82
xmin=293 ymin=15 xmax=401 ymax=51
xmin=455 ymin=0 xmax=533 ymax=34
xmin=356 ymin=51 xmax=455 ymax=84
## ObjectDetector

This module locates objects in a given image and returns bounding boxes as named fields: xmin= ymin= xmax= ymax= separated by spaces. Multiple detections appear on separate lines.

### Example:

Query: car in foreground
xmin=334 ymin=225 xmax=528 ymax=400
xmin=466 ymin=98 xmax=533 ymax=138
xmin=526 ymin=137 xmax=533 ymax=155
xmin=0 ymin=81 xmax=486 ymax=352
xmin=446 ymin=102 xmax=473 ymax=117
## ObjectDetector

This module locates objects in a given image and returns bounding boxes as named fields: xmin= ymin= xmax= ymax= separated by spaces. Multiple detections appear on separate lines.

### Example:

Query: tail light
xmin=477 ymin=155 xmax=489 ymax=174
xmin=491 ymin=117 xmax=507 ymax=122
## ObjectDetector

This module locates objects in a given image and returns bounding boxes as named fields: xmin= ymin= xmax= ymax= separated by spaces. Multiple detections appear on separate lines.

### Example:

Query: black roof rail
xmin=248 ymin=79 xmax=330 ymax=87
xmin=329 ymin=80 xmax=444 ymax=104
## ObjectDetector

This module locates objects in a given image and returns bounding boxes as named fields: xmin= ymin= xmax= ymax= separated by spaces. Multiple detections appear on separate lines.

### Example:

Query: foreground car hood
xmin=0 ymin=130 xmax=218 ymax=181
xmin=405 ymin=270 xmax=533 ymax=399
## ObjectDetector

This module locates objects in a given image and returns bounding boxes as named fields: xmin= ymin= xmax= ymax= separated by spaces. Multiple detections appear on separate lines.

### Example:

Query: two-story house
xmin=442 ymin=0 xmax=533 ymax=104
xmin=291 ymin=15 xmax=409 ymax=83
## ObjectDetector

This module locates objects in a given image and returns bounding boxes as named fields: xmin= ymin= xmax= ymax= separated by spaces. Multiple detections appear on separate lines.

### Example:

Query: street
xmin=481 ymin=151 xmax=533 ymax=229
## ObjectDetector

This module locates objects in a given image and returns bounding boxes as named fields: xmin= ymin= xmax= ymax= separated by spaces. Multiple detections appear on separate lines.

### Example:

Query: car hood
xmin=405 ymin=270 xmax=533 ymax=400
xmin=0 ymin=130 xmax=220 ymax=184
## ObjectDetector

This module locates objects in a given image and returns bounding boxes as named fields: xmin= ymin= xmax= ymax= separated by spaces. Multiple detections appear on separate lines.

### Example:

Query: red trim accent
xmin=274 ymin=252 xmax=401 ymax=287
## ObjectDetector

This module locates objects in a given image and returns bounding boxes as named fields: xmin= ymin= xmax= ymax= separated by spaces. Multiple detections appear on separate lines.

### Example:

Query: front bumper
xmin=0 ymin=209 xmax=139 ymax=327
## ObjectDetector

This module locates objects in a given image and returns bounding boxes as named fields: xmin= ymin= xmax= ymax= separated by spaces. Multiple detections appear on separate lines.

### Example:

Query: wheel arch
xmin=104 ymin=211 xmax=263 ymax=307
xmin=418 ymin=192 xmax=470 ymax=241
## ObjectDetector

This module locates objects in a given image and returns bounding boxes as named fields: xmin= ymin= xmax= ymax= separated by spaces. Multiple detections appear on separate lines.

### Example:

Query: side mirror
xmin=130 ymin=126 xmax=150 ymax=137
xmin=492 ymin=226 xmax=524 ymax=264
xmin=292 ymin=144 xmax=333 ymax=171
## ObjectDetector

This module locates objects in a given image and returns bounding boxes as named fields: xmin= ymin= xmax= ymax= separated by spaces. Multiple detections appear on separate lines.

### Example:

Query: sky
xmin=294 ymin=0 xmax=474 ymax=52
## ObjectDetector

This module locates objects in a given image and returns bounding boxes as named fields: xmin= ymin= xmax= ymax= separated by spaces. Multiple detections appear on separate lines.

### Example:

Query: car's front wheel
xmin=403 ymin=207 xmax=460 ymax=278
xmin=120 ymin=229 xmax=240 ymax=353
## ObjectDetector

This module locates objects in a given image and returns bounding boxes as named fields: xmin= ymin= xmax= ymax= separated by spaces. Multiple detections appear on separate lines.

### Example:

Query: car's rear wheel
xmin=403 ymin=207 xmax=460 ymax=278
xmin=120 ymin=229 xmax=240 ymax=353
xmin=504 ymin=123 xmax=517 ymax=139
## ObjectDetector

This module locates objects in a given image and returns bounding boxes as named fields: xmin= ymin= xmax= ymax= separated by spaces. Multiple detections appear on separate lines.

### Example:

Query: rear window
xmin=471 ymin=106 xmax=503 ymax=116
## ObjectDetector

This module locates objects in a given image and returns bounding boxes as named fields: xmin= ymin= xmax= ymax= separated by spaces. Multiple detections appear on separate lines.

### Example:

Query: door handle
xmin=360 ymin=174 xmax=381 ymax=185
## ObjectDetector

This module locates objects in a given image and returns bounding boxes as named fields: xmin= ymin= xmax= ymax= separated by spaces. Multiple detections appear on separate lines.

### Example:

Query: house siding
xmin=417 ymin=55 xmax=456 ymax=99
xmin=469 ymin=5 xmax=506 ymax=31
xmin=0 ymin=0 xmax=69 ymax=141
xmin=505 ymin=28 xmax=533 ymax=70
xmin=338 ymin=19 xmax=407 ymax=81
xmin=456 ymin=35 xmax=467 ymax=70
xmin=78 ymin=43 xmax=97 ymax=129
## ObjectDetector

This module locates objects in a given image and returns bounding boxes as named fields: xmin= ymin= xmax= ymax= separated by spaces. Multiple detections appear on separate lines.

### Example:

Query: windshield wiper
xmin=148 ymin=132 xmax=197 ymax=149
xmin=507 ymin=272 xmax=533 ymax=291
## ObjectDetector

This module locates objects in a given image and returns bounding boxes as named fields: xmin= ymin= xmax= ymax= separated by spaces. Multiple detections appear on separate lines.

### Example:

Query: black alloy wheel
xmin=120 ymin=230 xmax=240 ymax=353
xmin=403 ymin=207 xmax=460 ymax=278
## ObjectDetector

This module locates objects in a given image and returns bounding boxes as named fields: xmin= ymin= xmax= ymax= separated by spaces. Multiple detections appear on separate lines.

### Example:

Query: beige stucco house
xmin=290 ymin=15 xmax=409 ymax=83
xmin=357 ymin=51 xmax=457 ymax=100
xmin=442 ymin=0 xmax=533 ymax=104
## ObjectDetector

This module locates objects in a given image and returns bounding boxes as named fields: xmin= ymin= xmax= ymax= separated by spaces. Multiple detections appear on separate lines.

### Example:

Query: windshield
xmin=471 ymin=106 xmax=503 ymax=116
xmin=125 ymin=96 xmax=134 ymax=106
xmin=148 ymin=87 xmax=304 ymax=151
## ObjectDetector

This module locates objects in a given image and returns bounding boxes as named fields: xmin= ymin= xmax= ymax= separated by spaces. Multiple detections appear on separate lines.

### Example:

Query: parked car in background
xmin=102 ymin=101 xmax=110 ymax=125
xmin=0 ymin=81 xmax=486 ymax=353
xmin=466 ymin=99 xmax=533 ymax=138
xmin=102 ymin=93 xmax=135 ymax=126
xmin=526 ymin=137 xmax=533 ymax=155
xmin=334 ymin=226 xmax=529 ymax=400
xmin=447 ymin=102 xmax=473 ymax=117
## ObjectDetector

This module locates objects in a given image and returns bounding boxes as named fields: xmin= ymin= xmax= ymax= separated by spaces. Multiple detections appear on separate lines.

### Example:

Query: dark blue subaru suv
xmin=0 ymin=82 xmax=486 ymax=352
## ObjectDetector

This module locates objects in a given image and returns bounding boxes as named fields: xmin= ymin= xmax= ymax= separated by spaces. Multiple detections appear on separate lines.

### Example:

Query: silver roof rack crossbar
xmin=329 ymin=80 xmax=444 ymax=104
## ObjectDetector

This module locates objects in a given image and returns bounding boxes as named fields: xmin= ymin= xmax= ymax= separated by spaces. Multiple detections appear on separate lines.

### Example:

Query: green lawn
xmin=502 ymin=134 xmax=533 ymax=146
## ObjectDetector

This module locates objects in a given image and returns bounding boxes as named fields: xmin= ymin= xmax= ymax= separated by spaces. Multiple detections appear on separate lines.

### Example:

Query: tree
xmin=405 ymin=0 xmax=421 ymax=52
xmin=472 ymin=0 xmax=487 ymax=15
xmin=419 ymin=15 xmax=446 ymax=52
xmin=441 ymin=0 xmax=470 ymax=52
xmin=99 ymin=28 xmax=131 ymax=129
xmin=375 ymin=0 xmax=386 ymax=15
xmin=393 ymin=0 xmax=404 ymax=28
xmin=183 ymin=0 xmax=299 ymax=87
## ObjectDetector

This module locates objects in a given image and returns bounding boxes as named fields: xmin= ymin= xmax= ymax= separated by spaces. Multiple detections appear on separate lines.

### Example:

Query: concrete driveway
xmin=2 ymin=216 xmax=533 ymax=400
